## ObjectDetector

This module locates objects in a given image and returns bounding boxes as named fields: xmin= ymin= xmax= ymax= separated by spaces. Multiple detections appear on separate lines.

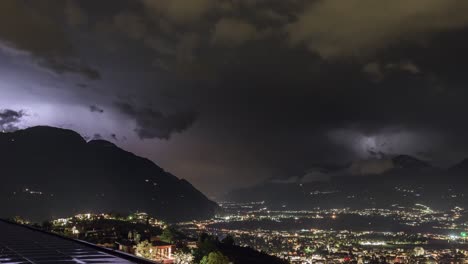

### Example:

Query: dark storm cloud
xmin=0 ymin=0 xmax=99 ymax=80
xmin=115 ymin=103 xmax=197 ymax=140
xmin=287 ymin=0 xmax=468 ymax=58
xmin=194 ymin=23 xmax=468 ymax=179
xmin=89 ymin=105 xmax=104 ymax=113
xmin=0 ymin=109 xmax=24 ymax=132
xmin=4 ymin=0 xmax=468 ymax=194
xmin=113 ymin=0 xmax=468 ymax=188
xmin=39 ymin=58 xmax=100 ymax=80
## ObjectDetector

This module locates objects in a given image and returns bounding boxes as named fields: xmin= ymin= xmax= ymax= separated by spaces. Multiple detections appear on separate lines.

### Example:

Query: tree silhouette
xmin=135 ymin=240 xmax=153 ymax=260
xmin=221 ymin=235 xmax=235 ymax=246
xmin=200 ymin=251 xmax=230 ymax=264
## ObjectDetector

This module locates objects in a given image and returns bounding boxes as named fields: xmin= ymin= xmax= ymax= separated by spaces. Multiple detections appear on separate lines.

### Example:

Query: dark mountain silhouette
xmin=391 ymin=154 xmax=431 ymax=169
xmin=227 ymin=155 xmax=468 ymax=211
xmin=0 ymin=126 xmax=218 ymax=222
xmin=449 ymin=158 xmax=468 ymax=173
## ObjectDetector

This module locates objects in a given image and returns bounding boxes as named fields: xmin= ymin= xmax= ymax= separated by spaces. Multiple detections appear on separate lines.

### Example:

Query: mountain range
xmin=227 ymin=155 xmax=468 ymax=211
xmin=0 ymin=126 xmax=218 ymax=222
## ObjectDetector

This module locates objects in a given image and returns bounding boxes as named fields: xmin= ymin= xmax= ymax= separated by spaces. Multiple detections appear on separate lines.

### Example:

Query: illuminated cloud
xmin=0 ymin=0 xmax=99 ymax=79
xmin=141 ymin=0 xmax=216 ymax=24
xmin=363 ymin=61 xmax=421 ymax=81
xmin=288 ymin=0 xmax=468 ymax=58
xmin=113 ymin=13 xmax=148 ymax=40
xmin=0 ymin=109 xmax=25 ymax=132
xmin=212 ymin=18 xmax=258 ymax=47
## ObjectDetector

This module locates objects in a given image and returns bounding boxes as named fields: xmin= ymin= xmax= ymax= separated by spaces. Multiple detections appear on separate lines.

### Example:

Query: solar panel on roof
xmin=0 ymin=220 xmax=157 ymax=264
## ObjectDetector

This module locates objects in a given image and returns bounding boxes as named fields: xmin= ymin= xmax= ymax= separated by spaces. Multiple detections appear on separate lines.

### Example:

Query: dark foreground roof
xmin=0 ymin=220 xmax=158 ymax=264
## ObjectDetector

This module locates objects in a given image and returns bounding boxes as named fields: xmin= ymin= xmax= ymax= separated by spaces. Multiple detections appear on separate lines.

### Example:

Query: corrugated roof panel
xmin=0 ymin=220 xmax=156 ymax=264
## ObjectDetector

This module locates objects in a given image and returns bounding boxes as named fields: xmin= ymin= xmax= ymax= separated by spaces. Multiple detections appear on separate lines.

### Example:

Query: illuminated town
xmin=12 ymin=200 xmax=468 ymax=264
xmin=178 ymin=202 xmax=468 ymax=263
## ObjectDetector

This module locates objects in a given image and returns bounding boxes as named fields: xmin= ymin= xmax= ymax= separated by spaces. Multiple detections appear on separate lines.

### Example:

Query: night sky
xmin=2 ymin=0 xmax=468 ymax=197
